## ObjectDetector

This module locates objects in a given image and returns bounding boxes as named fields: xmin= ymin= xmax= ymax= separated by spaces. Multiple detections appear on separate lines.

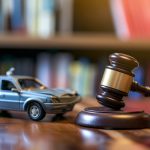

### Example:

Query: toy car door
xmin=0 ymin=80 xmax=20 ymax=110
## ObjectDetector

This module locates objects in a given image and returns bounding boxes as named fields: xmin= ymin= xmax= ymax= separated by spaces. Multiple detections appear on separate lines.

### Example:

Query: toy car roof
xmin=0 ymin=75 xmax=34 ymax=80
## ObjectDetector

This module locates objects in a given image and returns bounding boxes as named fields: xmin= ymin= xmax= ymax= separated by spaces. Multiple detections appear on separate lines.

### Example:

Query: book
xmin=1 ymin=0 xmax=13 ymax=31
xmin=25 ymin=0 xmax=55 ymax=37
xmin=110 ymin=0 xmax=150 ymax=39
xmin=25 ymin=0 xmax=38 ymax=36
xmin=81 ymin=61 xmax=96 ymax=96
xmin=37 ymin=0 xmax=55 ymax=37
xmin=53 ymin=53 xmax=72 ymax=88
xmin=69 ymin=60 xmax=83 ymax=96
xmin=0 ymin=0 xmax=4 ymax=32
xmin=76 ymin=58 xmax=90 ymax=96
xmin=56 ymin=0 xmax=73 ymax=34
xmin=69 ymin=58 xmax=96 ymax=96
xmin=36 ymin=53 xmax=52 ymax=88
xmin=11 ymin=0 xmax=24 ymax=32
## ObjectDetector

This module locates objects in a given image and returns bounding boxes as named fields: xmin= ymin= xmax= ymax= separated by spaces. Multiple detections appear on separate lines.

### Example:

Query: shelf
xmin=0 ymin=33 xmax=150 ymax=50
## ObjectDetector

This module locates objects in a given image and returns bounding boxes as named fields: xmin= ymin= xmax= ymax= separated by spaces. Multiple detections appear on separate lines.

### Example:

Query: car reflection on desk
xmin=0 ymin=74 xmax=81 ymax=121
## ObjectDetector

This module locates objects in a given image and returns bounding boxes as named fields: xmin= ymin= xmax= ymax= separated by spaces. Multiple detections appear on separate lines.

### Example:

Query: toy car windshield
xmin=18 ymin=78 xmax=47 ymax=90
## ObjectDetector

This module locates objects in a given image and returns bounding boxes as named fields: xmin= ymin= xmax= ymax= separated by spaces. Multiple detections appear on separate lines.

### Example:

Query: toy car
xmin=0 ymin=68 xmax=81 ymax=121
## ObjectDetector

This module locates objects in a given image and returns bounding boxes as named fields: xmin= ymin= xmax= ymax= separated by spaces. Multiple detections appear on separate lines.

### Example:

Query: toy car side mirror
xmin=11 ymin=88 xmax=20 ymax=93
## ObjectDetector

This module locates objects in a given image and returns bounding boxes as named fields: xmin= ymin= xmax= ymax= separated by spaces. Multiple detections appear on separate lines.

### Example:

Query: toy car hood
xmin=23 ymin=88 xmax=78 ymax=98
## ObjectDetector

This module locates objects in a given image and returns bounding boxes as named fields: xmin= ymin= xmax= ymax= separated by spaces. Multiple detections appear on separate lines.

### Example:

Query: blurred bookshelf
xmin=0 ymin=0 xmax=150 ymax=98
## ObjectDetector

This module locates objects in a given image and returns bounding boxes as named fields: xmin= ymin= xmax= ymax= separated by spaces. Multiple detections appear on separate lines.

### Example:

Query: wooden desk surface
xmin=0 ymin=97 xmax=149 ymax=150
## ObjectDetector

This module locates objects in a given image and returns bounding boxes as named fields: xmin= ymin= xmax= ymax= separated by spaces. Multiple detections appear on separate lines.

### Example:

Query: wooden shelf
xmin=0 ymin=33 xmax=150 ymax=50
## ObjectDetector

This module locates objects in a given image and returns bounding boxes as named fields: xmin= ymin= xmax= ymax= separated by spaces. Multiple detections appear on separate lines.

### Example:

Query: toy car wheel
xmin=27 ymin=102 xmax=46 ymax=121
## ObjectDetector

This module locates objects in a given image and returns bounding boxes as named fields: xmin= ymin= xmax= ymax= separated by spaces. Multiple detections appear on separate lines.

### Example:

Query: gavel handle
xmin=131 ymin=81 xmax=150 ymax=96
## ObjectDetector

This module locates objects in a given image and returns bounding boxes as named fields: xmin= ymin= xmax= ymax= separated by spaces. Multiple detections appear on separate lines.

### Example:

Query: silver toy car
xmin=0 ymin=68 xmax=81 ymax=121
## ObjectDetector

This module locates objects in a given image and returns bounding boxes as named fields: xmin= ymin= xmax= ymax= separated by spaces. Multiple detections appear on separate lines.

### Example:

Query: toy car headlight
xmin=46 ymin=97 xmax=52 ymax=103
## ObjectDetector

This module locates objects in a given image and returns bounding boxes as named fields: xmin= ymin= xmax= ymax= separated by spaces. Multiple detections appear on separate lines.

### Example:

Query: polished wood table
xmin=0 ymin=97 xmax=149 ymax=150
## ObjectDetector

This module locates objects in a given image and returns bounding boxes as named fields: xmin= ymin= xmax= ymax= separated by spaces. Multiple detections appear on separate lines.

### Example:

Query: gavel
xmin=76 ymin=53 xmax=150 ymax=129
xmin=97 ymin=53 xmax=150 ymax=110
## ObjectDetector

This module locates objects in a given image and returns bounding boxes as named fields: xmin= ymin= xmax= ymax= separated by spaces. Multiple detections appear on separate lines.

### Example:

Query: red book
xmin=110 ymin=0 xmax=150 ymax=39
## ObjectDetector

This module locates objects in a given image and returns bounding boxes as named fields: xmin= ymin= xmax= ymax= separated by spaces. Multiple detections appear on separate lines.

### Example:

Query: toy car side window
xmin=1 ymin=80 xmax=16 ymax=91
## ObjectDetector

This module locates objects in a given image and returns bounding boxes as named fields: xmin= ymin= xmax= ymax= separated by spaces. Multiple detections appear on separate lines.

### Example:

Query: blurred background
xmin=0 ymin=0 xmax=150 ymax=98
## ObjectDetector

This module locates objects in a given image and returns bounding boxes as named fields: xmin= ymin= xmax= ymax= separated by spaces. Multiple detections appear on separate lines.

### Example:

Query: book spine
xmin=25 ymin=0 xmax=38 ymax=36
xmin=36 ymin=53 xmax=52 ymax=88
xmin=37 ymin=0 xmax=55 ymax=37
xmin=109 ymin=0 xmax=130 ymax=39
xmin=11 ymin=0 xmax=23 ymax=31
xmin=69 ymin=58 xmax=96 ymax=96
xmin=0 ymin=0 xmax=3 ymax=32
xmin=2 ymin=0 xmax=13 ymax=31
xmin=57 ymin=0 xmax=73 ymax=34
xmin=110 ymin=0 xmax=150 ymax=39
xmin=69 ymin=61 xmax=83 ymax=96
xmin=53 ymin=53 xmax=72 ymax=88
xmin=122 ymin=0 xmax=150 ymax=39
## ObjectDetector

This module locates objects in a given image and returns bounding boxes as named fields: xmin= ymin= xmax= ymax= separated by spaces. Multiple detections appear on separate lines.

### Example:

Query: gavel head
xmin=96 ymin=53 xmax=139 ymax=110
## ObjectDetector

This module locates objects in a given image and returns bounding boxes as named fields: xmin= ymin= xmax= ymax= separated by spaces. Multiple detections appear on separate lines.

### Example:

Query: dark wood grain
xmin=0 ymin=97 xmax=149 ymax=150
